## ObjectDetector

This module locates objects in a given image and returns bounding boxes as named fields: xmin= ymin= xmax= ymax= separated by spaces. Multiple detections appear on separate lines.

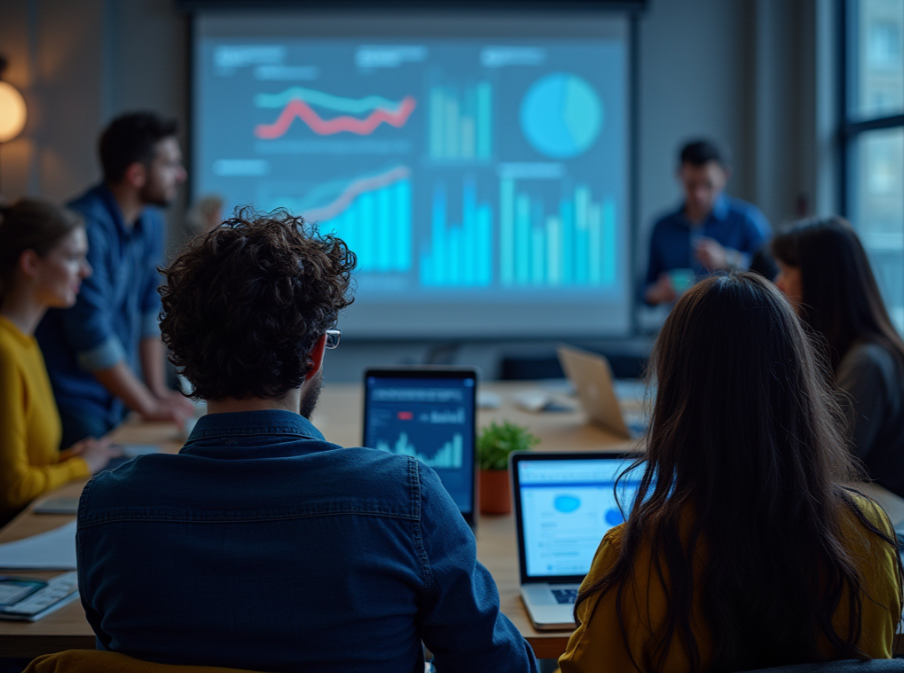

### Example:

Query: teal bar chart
xmin=500 ymin=177 xmax=616 ymax=288
xmin=429 ymin=81 xmax=492 ymax=161
xmin=322 ymin=178 xmax=413 ymax=274
xmin=267 ymin=166 xmax=413 ymax=275
xmin=420 ymin=180 xmax=493 ymax=287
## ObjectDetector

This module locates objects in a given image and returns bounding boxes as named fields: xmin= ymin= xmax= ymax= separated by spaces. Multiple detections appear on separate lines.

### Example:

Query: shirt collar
xmin=676 ymin=193 xmax=730 ymax=227
xmin=95 ymin=183 xmax=147 ymax=235
xmin=184 ymin=410 xmax=326 ymax=443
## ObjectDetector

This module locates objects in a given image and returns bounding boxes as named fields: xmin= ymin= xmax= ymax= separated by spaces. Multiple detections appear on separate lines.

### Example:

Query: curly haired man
xmin=74 ymin=210 xmax=537 ymax=673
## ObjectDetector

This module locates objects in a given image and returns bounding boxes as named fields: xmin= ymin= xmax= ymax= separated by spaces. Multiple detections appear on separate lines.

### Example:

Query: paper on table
xmin=0 ymin=521 xmax=77 ymax=570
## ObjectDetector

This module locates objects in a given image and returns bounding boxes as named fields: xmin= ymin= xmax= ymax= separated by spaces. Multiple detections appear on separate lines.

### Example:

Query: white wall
xmin=0 ymin=0 xmax=829 ymax=381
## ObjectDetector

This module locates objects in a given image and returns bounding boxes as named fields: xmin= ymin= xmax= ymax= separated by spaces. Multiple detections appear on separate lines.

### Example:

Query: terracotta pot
xmin=479 ymin=469 xmax=512 ymax=515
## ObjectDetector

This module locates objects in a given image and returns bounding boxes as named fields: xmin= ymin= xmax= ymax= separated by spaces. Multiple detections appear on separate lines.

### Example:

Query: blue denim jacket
xmin=76 ymin=410 xmax=537 ymax=673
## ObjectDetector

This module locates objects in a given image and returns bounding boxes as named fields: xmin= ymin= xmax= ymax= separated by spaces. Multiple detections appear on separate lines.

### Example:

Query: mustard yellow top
xmin=0 ymin=316 xmax=89 ymax=517
xmin=25 ymin=649 xmax=264 ymax=673
xmin=559 ymin=495 xmax=902 ymax=672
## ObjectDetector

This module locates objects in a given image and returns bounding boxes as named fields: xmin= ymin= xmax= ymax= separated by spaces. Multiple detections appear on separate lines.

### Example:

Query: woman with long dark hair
xmin=0 ymin=199 xmax=118 ymax=520
xmin=558 ymin=273 xmax=902 ymax=673
xmin=772 ymin=217 xmax=904 ymax=498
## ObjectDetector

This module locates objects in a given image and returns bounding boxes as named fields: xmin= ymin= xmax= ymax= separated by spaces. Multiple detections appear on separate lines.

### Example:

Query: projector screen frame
xmin=187 ymin=7 xmax=641 ymax=342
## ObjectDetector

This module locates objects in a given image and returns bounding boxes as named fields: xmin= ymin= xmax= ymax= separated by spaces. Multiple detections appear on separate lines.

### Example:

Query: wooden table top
xmin=0 ymin=381 xmax=634 ymax=659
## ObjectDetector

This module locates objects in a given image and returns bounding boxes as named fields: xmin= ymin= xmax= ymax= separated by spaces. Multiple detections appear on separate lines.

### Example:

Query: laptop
xmin=363 ymin=367 xmax=478 ymax=527
xmin=557 ymin=345 xmax=647 ymax=439
xmin=512 ymin=451 xmax=643 ymax=630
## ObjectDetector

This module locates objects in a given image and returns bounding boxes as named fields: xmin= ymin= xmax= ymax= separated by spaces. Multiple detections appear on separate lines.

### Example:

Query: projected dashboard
xmin=193 ymin=14 xmax=631 ymax=337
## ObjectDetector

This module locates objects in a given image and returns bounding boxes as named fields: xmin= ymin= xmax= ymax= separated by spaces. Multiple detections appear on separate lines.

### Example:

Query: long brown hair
xmin=574 ymin=272 xmax=902 ymax=672
xmin=0 ymin=198 xmax=83 ymax=303
xmin=771 ymin=216 xmax=904 ymax=373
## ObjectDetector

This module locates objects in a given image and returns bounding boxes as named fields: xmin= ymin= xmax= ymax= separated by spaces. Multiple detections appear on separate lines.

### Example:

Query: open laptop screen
xmin=514 ymin=453 xmax=642 ymax=581
xmin=363 ymin=368 xmax=477 ymax=524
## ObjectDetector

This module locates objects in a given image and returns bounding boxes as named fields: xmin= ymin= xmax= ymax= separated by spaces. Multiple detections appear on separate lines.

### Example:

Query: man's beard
xmin=299 ymin=370 xmax=323 ymax=420
xmin=139 ymin=179 xmax=173 ymax=208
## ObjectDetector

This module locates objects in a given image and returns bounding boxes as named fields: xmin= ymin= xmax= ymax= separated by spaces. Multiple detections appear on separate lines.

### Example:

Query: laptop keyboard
xmin=551 ymin=589 xmax=578 ymax=605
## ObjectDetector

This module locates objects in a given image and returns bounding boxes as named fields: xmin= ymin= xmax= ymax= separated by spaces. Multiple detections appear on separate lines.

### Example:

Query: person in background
xmin=0 ymin=199 xmax=119 ymax=520
xmin=185 ymin=194 xmax=223 ymax=236
xmin=773 ymin=217 xmax=904 ymax=498
xmin=36 ymin=112 xmax=194 ymax=448
xmin=559 ymin=273 xmax=902 ymax=672
xmin=76 ymin=210 xmax=537 ymax=673
xmin=644 ymin=139 xmax=771 ymax=305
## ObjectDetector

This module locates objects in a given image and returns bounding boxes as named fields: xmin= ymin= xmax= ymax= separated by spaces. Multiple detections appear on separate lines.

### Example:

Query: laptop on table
xmin=363 ymin=367 xmax=478 ymax=527
xmin=557 ymin=345 xmax=648 ymax=440
xmin=512 ymin=451 xmax=643 ymax=630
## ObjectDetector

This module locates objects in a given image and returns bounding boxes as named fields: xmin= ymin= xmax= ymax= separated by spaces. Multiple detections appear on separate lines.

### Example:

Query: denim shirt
xmin=76 ymin=410 xmax=537 ymax=673
xmin=644 ymin=195 xmax=771 ymax=292
xmin=36 ymin=183 xmax=163 ymax=429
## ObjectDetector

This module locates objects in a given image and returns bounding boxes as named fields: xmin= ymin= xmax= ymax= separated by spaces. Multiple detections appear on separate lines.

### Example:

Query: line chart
xmin=254 ymin=95 xmax=417 ymax=139
xmin=255 ymin=87 xmax=407 ymax=115
xmin=301 ymin=165 xmax=411 ymax=222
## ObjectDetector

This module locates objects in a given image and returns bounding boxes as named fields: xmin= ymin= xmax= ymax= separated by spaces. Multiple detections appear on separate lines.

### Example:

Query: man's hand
xmin=140 ymin=394 xmax=193 ymax=426
xmin=695 ymin=237 xmax=730 ymax=271
xmin=645 ymin=273 xmax=679 ymax=306
xmin=61 ymin=436 xmax=122 ymax=475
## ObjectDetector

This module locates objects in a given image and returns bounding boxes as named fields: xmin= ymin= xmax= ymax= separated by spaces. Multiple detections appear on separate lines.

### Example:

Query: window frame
xmin=840 ymin=0 xmax=904 ymax=216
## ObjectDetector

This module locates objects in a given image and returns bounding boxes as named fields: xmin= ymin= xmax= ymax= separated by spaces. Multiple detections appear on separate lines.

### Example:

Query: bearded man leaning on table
xmin=73 ymin=209 xmax=537 ymax=673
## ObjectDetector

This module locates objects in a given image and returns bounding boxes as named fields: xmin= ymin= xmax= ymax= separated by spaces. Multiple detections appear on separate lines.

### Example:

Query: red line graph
xmin=254 ymin=96 xmax=417 ymax=139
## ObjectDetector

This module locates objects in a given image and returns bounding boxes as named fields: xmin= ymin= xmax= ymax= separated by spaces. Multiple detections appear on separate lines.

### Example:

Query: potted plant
xmin=477 ymin=421 xmax=539 ymax=515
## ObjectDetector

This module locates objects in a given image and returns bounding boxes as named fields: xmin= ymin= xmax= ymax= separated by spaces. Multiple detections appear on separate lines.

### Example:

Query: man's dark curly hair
xmin=159 ymin=209 xmax=356 ymax=401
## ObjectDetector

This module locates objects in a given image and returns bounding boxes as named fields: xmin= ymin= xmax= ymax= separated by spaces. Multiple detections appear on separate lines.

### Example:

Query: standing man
xmin=37 ymin=112 xmax=194 ymax=447
xmin=644 ymin=139 xmax=771 ymax=305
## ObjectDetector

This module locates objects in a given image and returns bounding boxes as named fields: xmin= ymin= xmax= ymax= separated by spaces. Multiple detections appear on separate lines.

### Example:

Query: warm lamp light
xmin=0 ymin=81 xmax=26 ymax=143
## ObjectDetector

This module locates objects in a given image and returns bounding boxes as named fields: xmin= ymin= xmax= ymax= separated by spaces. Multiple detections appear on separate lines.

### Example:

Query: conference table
xmin=0 ymin=381 xmax=635 ymax=660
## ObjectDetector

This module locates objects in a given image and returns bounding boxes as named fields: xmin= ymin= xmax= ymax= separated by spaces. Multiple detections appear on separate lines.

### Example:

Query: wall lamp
xmin=0 ymin=55 xmax=27 ymax=143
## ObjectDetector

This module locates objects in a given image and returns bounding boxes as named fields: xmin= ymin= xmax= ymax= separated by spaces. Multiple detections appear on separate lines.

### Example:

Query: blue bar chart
xmin=376 ymin=432 xmax=464 ymax=469
xmin=429 ymin=81 xmax=492 ymax=161
xmin=420 ymin=181 xmax=493 ymax=287
xmin=323 ymin=178 xmax=412 ymax=273
xmin=499 ymin=177 xmax=617 ymax=288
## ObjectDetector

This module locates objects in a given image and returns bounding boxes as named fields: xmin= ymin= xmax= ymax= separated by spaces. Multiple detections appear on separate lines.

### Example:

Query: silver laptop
xmin=557 ymin=345 xmax=647 ymax=439
xmin=511 ymin=451 xmax=643 ymax=630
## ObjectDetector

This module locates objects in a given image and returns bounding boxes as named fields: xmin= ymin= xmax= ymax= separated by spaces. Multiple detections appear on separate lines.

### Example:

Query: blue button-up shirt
xmin=36 ymin=184 xmax=163 ymax=429
xmin=76 ymin=410 xmax=537 ymax=673
xmin=644 ymin=195 xmax=771 ymax=291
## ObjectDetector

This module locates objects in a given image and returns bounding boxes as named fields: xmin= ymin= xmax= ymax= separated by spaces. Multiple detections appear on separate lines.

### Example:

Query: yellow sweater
xmin=559 ymin=495 xmax=902 ymax=673
xmin=0 ymin=316 xmax=89 ymax=518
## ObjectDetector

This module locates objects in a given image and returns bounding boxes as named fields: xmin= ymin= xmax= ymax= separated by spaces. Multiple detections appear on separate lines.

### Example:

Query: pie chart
xmin=520 ymin=73 xmax=603 ymax=159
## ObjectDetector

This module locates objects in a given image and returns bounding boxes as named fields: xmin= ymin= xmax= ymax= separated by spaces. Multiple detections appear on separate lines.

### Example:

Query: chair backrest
xmin=24 ymin=649 xmax=263 ymax=673
xmin=738 ymin=659 xmax=904 ymax=673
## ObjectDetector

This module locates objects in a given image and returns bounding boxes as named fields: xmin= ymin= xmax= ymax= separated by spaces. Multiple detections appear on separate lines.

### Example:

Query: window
xmin=844 ymin=0 xmax=904 ymax=329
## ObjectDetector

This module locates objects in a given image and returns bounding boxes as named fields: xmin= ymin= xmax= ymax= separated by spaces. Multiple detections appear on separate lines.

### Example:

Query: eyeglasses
xmin=325 ymin=329 xmax=341 ymax=350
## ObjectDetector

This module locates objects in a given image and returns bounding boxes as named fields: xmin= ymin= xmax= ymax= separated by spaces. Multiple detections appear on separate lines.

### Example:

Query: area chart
xmin=376 ymin=432 xmax=465 ymax=469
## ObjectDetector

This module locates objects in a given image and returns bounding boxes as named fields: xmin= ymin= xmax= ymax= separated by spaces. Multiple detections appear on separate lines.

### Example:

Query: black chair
xmin=499 ymin=350 xmax=648 ymax=381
